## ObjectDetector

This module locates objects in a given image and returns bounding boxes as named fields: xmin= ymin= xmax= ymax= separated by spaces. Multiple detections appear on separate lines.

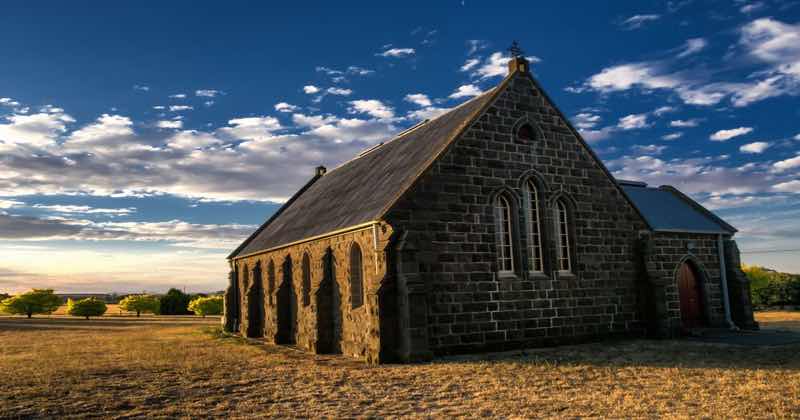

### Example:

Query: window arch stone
xmin=350 ymin=242 xmax=364 ymax=309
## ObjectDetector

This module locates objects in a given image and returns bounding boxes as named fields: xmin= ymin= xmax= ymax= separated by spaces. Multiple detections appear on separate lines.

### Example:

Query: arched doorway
xmin=677 ymin=261 xmax=705 ymax=328
xmin=276 ymin=256 xmax=297 ymax=344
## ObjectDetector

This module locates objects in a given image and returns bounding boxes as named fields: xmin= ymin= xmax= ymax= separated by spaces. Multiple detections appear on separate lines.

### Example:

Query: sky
xmin=1 ymin=1 xmax=799 ymax=294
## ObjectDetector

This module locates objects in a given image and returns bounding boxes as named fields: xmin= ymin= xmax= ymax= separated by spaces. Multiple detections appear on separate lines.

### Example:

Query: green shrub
xmin=743 ymin=265 xmax=800 ymax=307
xmin=159 ymin=288 xmax=193 ymax=315
xmin=0 ymin=289 xmax=61 ymax=318
xmin=119 ymin=294 xmax=159 ymax=317
xmin=66 ymin=297 xmax=107 ymax=319
xmin=188 ymin=295 xmax=223 ymax=317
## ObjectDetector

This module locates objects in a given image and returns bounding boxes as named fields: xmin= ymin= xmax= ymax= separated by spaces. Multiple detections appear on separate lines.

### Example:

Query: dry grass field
xmin=0 ymin=312 xmax=798 ymax=419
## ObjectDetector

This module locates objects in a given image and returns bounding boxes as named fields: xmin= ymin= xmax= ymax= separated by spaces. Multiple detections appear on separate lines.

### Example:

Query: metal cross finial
xmin=508 ymin=40 xmax=524 ymax=58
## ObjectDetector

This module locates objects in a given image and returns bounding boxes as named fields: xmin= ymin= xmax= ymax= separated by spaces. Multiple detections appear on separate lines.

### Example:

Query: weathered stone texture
xmin=384 ymin=74 xmax=649 ymax=355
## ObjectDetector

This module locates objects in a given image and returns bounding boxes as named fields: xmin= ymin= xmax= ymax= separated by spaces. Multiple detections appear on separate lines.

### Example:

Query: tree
xmin=0 ymin=289 xmax=61 ymax=318
xmin=118 ymin=294 xmax=159 ymax=317
xmin=66 ymin=297 xmax=107 ymax=319
xmin=188 ymin=295 xmax=223 ymax=317
xmin=159 ymin=288 xmax=192 ymax=315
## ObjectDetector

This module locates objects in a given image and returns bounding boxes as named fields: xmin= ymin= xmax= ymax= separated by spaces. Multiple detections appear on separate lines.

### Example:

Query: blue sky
xmin=1 ymin=1 xmax=799 ymax=293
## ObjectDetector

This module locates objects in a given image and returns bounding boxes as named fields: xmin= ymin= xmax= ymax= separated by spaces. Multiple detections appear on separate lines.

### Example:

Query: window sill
xmin=528 ymin=271 xmax=550 ymax=280
xmin=496 ymin=271 xmax=519 ymax=280
xmin=555 ymin=271 xmax=576 ymax=279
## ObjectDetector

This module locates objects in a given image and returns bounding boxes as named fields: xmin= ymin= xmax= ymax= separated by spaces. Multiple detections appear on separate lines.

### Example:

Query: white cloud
xmin=195 ymin=89 xmax=220 ymax=97
xmin=579 ymin=126 xmax=616 ymax=143
xmin=348 ymin=100 xmax=394 ymax=119
xmin=471 ymin=52 xmax=541 ymax=80
xmin=586 ymin=62 xmax=680 ymax=92
xmin=631 ymin=144 xmax=667 ymax=155
xmin=274 ymin=102 xmax=299 ymax=113
xmin=406 ymin=107 xmax=450 ymax=121
xmin=617 ymin=113 xmax=650 ymax=130
xmin=303 ymin=85 xmax=320 ymax=94
xmin=620 ymin=14 xmax=661 ymax=30
xmin=204 ymin=100 xmax=214 ymax=107
xmin=156 ymin=120 xmax=183 ymax=129
xmin=377 ymin=48 xmax=415 ymax=58
xmin=670 ymin=118 xmax=702 ymax=127
xmin=166 ymin=130 xmax=221 ymax=150
xmin=662 ymin=132 xmax=684 ymax=140
xmin=449 ymin=84 xmax=482 ymax=99
xmin=740 ymin=2 xmax=766 ymax=14
xmin=466 ymin=39 xmax=488 ymax=55
xmin=169 ymin=105 xmax=193 ymax=112
xmin=404 ymin=93 xmax=432 ymax=107
xmin=153 ymin=105 xmax=165 ymax=110
xmin=0 ymin=111 xmax=75 ymax=147
xmin=169 ymin=93 xmax=187 ymax=99
xmin=65 ymin=114 xmax=134 ymax=149
xmin=326 ymin=87 xmax=352 ymax=96
xmin=572 ymin=113 xmax=602 ymax=130
xmin=0 ymin=97 xmax=20 ymax=107
xmin=773 ymin=180 xmax=800 ymax=193
xmin=739 ymin=141 xmax=770 ymax=154
xmin=460 ymin=58 xmax=480 ymax=72
xmin=795 ymin=133 xmax=800 ymax=141
xmin=31 ymin=204 xmax=136 ymax=215
xmin=652 ymin=106 xmax=676 ymax=116
xmin=773 ymin=154 xmax=800 ymax=172
xmin=132 ymin=85 xmax=150 ymax=92
xmin=219 ymin=116 xmax=282 ymax=142
xmin=291 ymin=113 xmax=338 ymax=128
xmin=347 ymin=66 xmax=374 ymax=76
xmin=677 ymin=38 xmax=708 ymax=58
xmin=710 ymin=126 xmax=753 ymax=141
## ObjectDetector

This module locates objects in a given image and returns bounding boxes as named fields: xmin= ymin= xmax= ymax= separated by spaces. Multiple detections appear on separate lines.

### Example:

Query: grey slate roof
xmin=619 ymin=181 xmax=736 ymax=234
xmin=231 ymin=83 xmax=504 ymax=258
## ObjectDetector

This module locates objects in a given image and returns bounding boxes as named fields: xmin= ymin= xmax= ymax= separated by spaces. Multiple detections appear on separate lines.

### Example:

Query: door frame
xmin=673 ymin=256 xmax=711 ymax=328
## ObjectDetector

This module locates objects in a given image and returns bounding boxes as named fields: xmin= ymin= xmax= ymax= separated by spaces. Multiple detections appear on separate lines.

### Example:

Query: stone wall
xmin=232 ymin=223 xmax=395 ymax=362
xmin=641 ymin=231 xmax=727 ymax=336
xmin=384 ymin=72 xmax=649 ymax=355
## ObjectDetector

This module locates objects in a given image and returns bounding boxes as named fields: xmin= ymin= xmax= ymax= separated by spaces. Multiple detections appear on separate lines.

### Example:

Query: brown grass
xmin=0 ymin=312 xmax=798 ymax=418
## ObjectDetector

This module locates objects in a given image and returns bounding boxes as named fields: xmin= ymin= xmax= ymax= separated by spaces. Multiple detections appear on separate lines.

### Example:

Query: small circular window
xmin=516 ymin=123 xmax=535 ymax=142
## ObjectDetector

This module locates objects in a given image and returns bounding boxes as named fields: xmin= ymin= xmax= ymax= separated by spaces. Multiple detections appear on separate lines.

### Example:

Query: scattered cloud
xmin=274 ymin=102 xmax=299 ymax=113
xmin=572 ymin=113 xmax=602 ymax=130
xmin=710 ymin=126 xmax=753 ymax=141
xmin=617 ymin=113 xmax=650 ymax=130
xmin=156 ymin=120 xmax=183 ymax=129
xmin=404 ymin=93 xmax=432 ymax=107
xmin=377 ymin=48 xmax=415 ymax=58
xmin=169 ymin=105 xmax=193 ymax=112
xmin=195 ymin=89 xmax=221 ymax=97
xmin=652 ymin=106 xmax=677 ymax=116
xmin=31 ymin=204 xmax=136 ymax=215
xmin=0 ymin=111 xmax=75 ymax=147
xmin=670 ymin=118 xmax=702 ymax=127
xmin=132 ymin=84 xmax=150 ymax=92
xmin=169 ymin=93 xmax=187 ymax=99
xmin=0 ymin=97 xmax=21 ymax=107
xmin=662 ymin=132 xmax=684 ymax=140
xmin=449 ymin=84 xmax=482 ymax=99
xmin=631 ymin=144 xmax=667 ymax=155
xmin=303 ymin=85 xmax=320 ymax=94
xmin=326 ymin=87 xmax=352 ymax=96
xmin=460 ymin=58 xmax=480 ymax=72
xmin=739 ymin=141 xmax=770 ymax=153
xmin=466 ymin=39 xmax=489 ymax=55
xmin=469 ymin=52 xmax=541 ymax=80
xmin=740 ymin=2 xmax=766 ymax=14
xmin=348 ymin=100 xmax=394 ymax=119
xmin=219 ymin=116 xmax=282 ymax=142
xmin=773 ymin=154 xmax=800 ymax=172
xmin=773 ymin=180 xmax=800 ymax=193
xmin=677 ymin=37 xmax=708 ymax=57
xmin=619 ymin=14 xmax=661 ymax=30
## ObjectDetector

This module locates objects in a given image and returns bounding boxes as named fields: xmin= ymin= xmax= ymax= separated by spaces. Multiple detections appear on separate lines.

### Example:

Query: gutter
xmin=717 ymin=234 xmax=738 ymax=330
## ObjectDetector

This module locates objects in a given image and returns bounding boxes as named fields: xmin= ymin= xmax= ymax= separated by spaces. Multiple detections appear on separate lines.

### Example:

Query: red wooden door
xmin=678 ymin=262 xmax=703 ymax=328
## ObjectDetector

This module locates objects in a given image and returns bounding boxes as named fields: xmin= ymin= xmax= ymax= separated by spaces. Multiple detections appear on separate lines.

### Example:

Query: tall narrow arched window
xmin=494 ymin=194 xmax=515 ymax=275
xmin=301 ymin=252 xmax=311 ymax=307
xmin=554 ymin=199 xmax=572 ymax=273
xmin=350 ymin=243 xmax=364 ymax=309
xmin=524 ymin=180 xmax=544 ymax=273
xmin=267 ymin=260 xmax=275 ymax=306
xmin=242 ymin=264 xmax=250 ymax=290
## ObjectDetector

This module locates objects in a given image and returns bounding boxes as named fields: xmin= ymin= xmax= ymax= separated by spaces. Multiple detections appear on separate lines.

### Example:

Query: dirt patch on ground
xmin=0 ymin=312 xmax=798 ymax=418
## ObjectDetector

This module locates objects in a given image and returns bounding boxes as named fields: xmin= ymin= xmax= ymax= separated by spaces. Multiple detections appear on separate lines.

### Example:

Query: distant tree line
xmin=742 ymin=265 xmax=800 ymax=308
xmin=0 ymin=288 xmax=223 ymax=319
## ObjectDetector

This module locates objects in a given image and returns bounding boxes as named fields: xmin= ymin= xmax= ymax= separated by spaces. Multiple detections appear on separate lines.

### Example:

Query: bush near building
xmin=743 ymin=265 xmax=800 ymax=307
xmin=188 ymin=295 xmax=223 ymax=317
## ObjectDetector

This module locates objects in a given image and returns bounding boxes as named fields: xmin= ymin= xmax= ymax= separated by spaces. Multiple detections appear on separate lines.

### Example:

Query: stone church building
xmin=223 ymin=56 xmax=758 ymax=363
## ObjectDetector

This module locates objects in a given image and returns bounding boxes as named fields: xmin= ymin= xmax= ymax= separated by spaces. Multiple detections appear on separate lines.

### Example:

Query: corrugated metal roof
xmin=620 ymin=182 xmax=736 ymax=234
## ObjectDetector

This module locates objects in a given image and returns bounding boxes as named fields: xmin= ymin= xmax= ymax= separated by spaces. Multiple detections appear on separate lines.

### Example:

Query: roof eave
xmin=657 ymin=185 xmax=738 ymax=234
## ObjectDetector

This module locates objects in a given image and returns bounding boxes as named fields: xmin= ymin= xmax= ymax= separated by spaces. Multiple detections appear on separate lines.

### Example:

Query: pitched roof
xmin=619 ymin=181 xmax=736 ymax=234
xmin=230 ymin=83 xmax=505 ymax=258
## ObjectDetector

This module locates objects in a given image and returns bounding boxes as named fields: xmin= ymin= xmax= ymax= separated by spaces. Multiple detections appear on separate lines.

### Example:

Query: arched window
xmin=494 ymin=194 xmax=515 ymax=275
xmin=267 ymin=260 xmax=275 ymax=306
xmin=302 ymin=252 xmax=311 ymax=307
xmin=524 ymin=180 xmax=544 ymax=273
xmin=554 ymin=199 xmax=572 ymax=272
xmin=350 ymin=243 xmax=364 ymax=309
xmin=516 ymin=123 xmax=536 ymax=142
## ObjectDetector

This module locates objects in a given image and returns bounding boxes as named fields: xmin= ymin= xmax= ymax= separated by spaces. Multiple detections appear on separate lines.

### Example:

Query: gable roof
xmin=619 ymin=181 xmax=736 ymax=234
xmin=230 ymin=81 xmax=507 ymax=259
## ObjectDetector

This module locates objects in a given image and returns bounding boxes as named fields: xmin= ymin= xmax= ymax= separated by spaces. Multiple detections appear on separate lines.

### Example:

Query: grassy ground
xmin=0 ymin=312 xmax=798 ymax=418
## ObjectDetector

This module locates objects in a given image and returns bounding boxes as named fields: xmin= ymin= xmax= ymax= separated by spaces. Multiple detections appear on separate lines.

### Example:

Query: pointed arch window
xmin=554 ymin=199 xmax=572 ymax=273
xmin=301 ymin=253 xmax=311 ymax=307
xmin=350 ymin=243 xmax=364 ymax=309
xmin=267 ymin=260 xmax=275 ymax=306
xmin=524 ymin=180 xmax=544 ymax=273
xmin=242 ymin=264 xmax=250 ymax=290
xmin=494 ymin=194 xmax=515 ymax=275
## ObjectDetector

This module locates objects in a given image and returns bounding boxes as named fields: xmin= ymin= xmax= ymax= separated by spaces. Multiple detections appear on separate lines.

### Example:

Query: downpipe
xmin=717 ymin=234 xmax=738 ymax=331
